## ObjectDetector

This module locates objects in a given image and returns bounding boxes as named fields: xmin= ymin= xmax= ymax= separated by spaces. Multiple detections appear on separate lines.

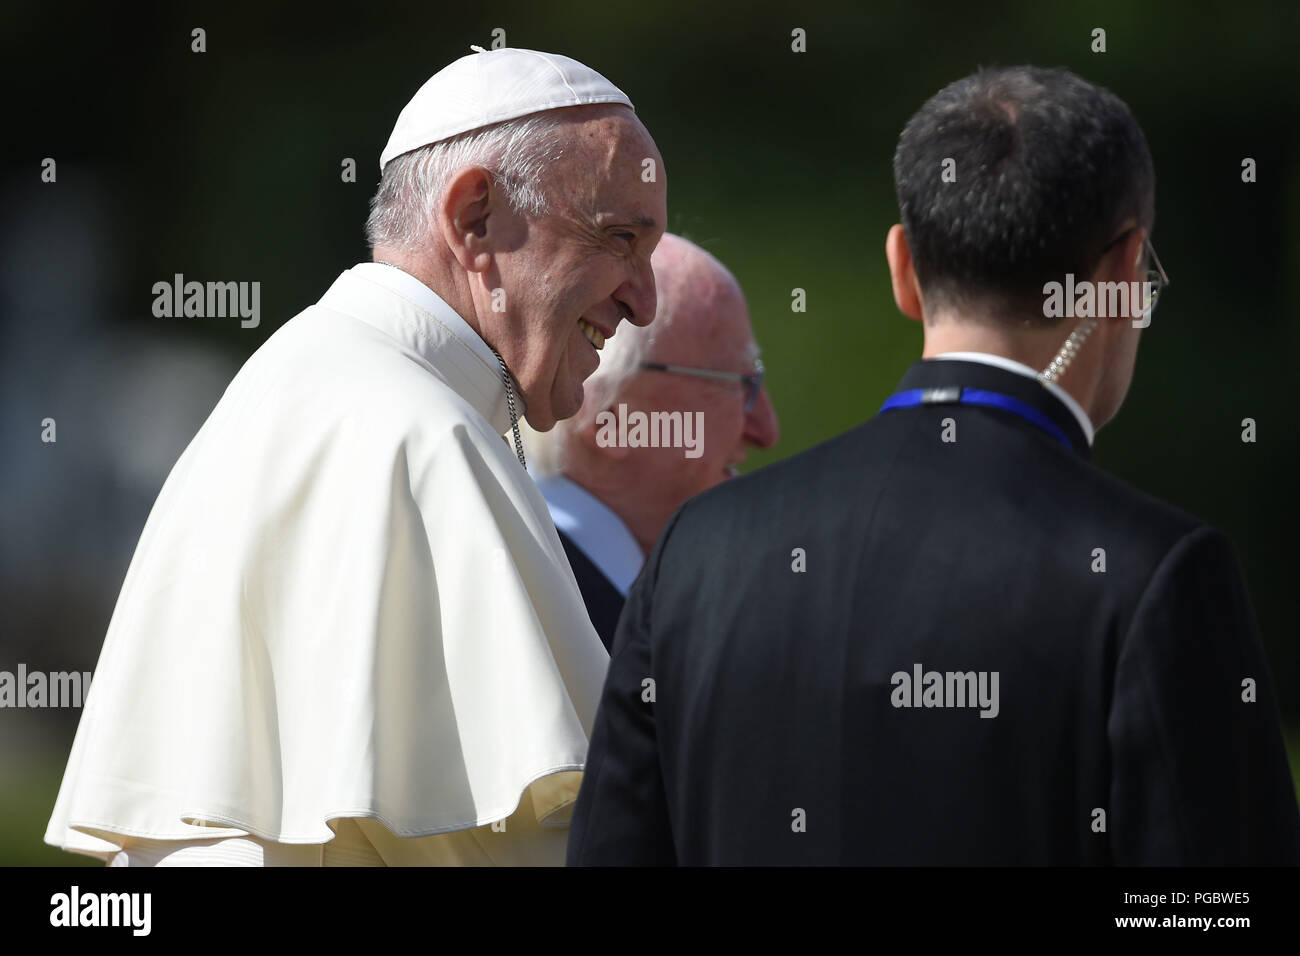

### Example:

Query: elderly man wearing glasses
xmin=522 ymin=232 xmax=778 ymax=650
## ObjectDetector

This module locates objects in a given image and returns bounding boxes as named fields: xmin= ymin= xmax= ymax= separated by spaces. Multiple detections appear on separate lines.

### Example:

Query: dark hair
xmin=893 ymin=66 xmax=1154 ymax=322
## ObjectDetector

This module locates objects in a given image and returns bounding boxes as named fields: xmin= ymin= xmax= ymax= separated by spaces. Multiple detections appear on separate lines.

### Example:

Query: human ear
xmin=438 ymin=166 xmax=495 ymax=274
xmin=1090 ymin=226 xmax=1147 ymax=323
xmin=886 ymin=224 xmax=924 ymax=322
xmin=1093 ymin=226 xmax=1145 ymax=286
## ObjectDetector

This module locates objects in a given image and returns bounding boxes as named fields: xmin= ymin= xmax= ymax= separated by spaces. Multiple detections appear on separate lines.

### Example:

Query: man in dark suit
xmin=567 ymin=66 xmax=1300 ymax=865
xmin=523 ymin=233 xmax=779 ymax=651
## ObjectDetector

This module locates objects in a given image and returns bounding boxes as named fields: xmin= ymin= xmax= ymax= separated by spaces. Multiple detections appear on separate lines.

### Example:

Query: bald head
xmin=523 ymin=233 xmax=779 ymax=554
xmin=650 ymin=234 xmax=746 ymax=343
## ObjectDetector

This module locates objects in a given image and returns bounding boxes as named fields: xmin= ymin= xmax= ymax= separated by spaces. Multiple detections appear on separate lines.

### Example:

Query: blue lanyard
xmin=878 ymin=387 xmax=1075 ymax=451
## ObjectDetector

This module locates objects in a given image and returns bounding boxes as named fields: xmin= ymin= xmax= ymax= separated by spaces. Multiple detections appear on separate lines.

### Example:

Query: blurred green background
xmin=2 ymin=0 xmax=1296 ymax=864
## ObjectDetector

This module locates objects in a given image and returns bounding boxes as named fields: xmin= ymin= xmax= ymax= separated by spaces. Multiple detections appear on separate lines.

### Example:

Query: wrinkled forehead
xmin=553 ymin=107 xmax=665 ymax=222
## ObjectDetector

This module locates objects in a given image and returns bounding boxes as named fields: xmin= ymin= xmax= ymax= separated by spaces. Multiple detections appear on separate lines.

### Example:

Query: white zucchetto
xmin=379 ymin=47 xmax=634 ymax=170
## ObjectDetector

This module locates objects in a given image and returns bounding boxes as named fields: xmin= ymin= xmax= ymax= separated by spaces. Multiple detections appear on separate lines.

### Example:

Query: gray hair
xmin=365 ymin=110 xmax=573 ymax=253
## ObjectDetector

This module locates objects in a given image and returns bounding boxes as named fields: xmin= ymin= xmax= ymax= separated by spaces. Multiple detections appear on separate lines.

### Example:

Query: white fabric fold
xmin=46 ymin=266 xmax=608 ymax=860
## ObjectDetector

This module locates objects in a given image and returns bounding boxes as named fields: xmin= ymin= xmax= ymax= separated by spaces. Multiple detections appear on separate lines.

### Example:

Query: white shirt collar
xmin=352 ymin=262 xmax=499 ymax=373
xmin=931 ymin=351 xmax=1095 ymax=447
xmin=533 ymin=474 xmax=645 ymax=597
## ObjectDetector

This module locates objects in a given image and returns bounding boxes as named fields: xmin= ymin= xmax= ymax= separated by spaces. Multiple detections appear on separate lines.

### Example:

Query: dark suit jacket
xmin=557 ymin=528 xmax=625 ymax=654
xmin=567 ymin=359 xmax=1300 ymax=865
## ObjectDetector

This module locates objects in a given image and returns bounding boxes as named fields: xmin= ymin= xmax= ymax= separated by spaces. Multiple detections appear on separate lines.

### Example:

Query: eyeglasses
xmin=638 ymin=359 xmax=766 ymax=413
xmin=1100 ymin=228 xmax=1170 ymax=319
xmin=1141 ymin=236 xmax=1170 ymax=319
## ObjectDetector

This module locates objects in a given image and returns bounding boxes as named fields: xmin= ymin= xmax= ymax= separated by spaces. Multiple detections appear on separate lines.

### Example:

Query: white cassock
xmin=45 ymin=263 xmax=609 ymax=865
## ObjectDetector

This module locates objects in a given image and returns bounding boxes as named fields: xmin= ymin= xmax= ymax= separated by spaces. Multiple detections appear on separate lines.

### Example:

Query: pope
xmin=45 ymin=47 xmax=667 ymax=866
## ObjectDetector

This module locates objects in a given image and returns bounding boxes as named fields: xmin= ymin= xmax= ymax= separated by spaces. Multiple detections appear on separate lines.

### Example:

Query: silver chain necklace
xmin=491 ymin=346 xmax=528 ymax=469
xmin=374 ymin=260 xmax=527 ymax=469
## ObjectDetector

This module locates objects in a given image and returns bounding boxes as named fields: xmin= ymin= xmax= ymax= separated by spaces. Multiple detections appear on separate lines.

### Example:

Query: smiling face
xmin=482 ymin=106 xmax=667 ymax=431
